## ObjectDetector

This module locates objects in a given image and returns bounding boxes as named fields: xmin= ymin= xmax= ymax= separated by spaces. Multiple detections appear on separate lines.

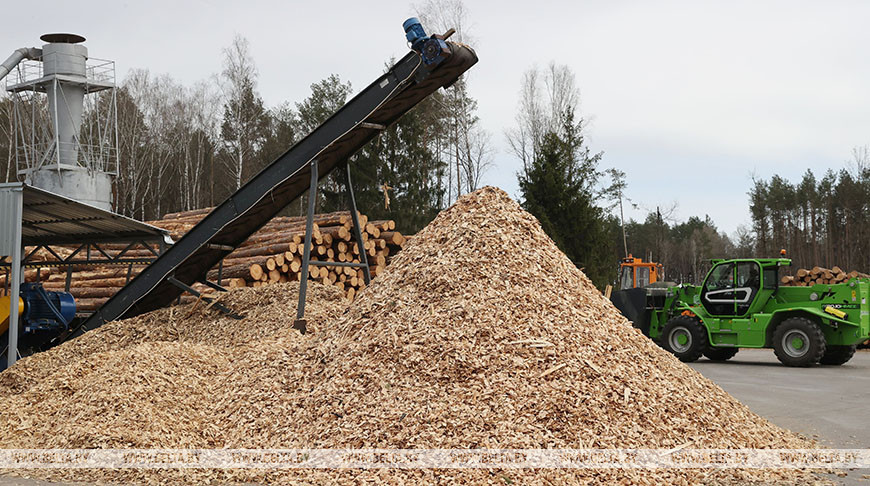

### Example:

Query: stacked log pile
xmin=0 ymin=248 xmax=71 ymax=295
xmin=780 ymin=266 xmax=870 ymax=286
xmin=1 ymin=209 xmax=405 ymax=305
xmin=198 ymin=212 xmax=405 ymax=302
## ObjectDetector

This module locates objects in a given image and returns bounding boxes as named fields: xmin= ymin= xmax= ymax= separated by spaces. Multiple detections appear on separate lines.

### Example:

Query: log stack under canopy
xmin=1 ymin=209 xmax=406 ymax=307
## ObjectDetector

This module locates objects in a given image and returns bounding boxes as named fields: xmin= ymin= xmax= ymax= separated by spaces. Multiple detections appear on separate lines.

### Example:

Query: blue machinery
xmin=18 ymin=283 xmax=76 ymax=333
xmin=403 ymin=18 xmax=453 ymax=66
xmin=1 ymin=284 xmax=76 ymax=333
xmin=1 ymin=182 xmax=170 ymax=369
xmin=53 ymin=19 xmax=477 ymax=343
xmin=1 ymin=284 xmax=76 ymax=368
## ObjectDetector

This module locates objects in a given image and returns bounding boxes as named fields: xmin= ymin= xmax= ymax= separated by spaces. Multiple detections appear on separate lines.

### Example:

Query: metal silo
xmin=2 ymin=34 xmax=118 ymax=210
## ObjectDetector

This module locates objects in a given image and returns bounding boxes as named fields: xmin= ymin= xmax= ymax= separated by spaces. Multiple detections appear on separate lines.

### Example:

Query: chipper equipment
xmin=616 ymin=257 xmax=870 ymax=367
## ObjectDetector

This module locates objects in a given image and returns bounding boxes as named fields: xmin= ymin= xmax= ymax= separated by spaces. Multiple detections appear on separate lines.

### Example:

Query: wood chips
xmin=0 ymin=187 xmax=825 ymax=485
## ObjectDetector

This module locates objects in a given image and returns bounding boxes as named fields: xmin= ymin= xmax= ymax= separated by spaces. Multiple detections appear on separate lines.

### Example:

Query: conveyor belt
xmin=68 ymin=42 xmax=477 ymax=339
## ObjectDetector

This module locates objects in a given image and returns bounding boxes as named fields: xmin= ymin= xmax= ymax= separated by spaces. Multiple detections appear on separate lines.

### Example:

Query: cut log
xmin=323 ymin=226 xmax=350 ymax=241
xmin=381 ymin=231 xmax=405 ymax=246
xmin=370 ymin=220 xmax=396 ymax=231
xmin=63 ymin=287 xmax=121 ymax=299
xmin=229 ymin=242 xmax=296 ymax=260
xmin=42 ymin=277 xmax=131 ymax=289
xmin=160 ymin=207 xmax=213 ymax=220
xmin=206 ymin=260 xmax=262 ymax=280
xmin=250 ymin=264 xmax=264 ymax=281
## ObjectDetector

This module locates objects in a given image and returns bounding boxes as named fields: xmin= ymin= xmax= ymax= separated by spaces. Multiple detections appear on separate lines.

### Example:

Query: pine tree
xmin=291 ymin=74 xmax=354 ymax=213
xmin=351 ymin=96 xmax=445 ymax=233
xmin=517 ymin=108 xmax=615 ymax=287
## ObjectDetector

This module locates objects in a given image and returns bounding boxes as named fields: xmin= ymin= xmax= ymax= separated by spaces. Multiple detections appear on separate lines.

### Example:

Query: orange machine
xmin=617 ymin=254 xmax=663 ymax=290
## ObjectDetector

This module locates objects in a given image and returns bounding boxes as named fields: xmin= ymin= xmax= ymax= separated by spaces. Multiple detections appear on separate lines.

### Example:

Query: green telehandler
xmin=611 ymin=257 xmax=870 ymax=367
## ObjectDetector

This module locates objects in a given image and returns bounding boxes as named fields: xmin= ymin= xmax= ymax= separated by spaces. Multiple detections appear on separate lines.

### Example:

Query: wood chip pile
xmin=0 ymin=209 xmax=405 ymax=305
xmin=781 ymin=266 xmax=870 ymax=286
xmin=0 ymin=187 xmax=820 ymax=485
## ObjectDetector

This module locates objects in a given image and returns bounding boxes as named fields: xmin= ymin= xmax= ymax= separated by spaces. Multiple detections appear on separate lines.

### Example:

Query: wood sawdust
xmin=0 ymin=282 xmax=347 ymax=395
xmin=0 ymin=187 xmax=825 ymax=485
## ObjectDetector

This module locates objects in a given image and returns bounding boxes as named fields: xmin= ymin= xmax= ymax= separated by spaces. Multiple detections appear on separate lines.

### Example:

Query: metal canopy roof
xmin=0 ymin=183 xmax=170 ymax=247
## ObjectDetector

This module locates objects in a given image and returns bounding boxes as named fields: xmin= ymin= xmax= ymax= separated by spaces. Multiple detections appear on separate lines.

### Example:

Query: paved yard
xmin=690 ymin=348 xmax=870 ymax=485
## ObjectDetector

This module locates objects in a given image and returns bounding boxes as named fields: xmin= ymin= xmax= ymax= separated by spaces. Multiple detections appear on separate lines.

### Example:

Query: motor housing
xmin=403 ymin=17 xmax=451 ymax=66
xmin=20 ymin=283 xmax=76 ymax=333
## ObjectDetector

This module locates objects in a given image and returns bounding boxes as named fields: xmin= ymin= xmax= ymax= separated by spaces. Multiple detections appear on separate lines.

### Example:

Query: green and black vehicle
xmin=611 ymin=257 xmax=870 ymax=367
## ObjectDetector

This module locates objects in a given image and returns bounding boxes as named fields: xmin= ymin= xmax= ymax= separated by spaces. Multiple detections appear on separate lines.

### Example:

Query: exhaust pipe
xmin=0 ymin=46 xmax=42 ymax=81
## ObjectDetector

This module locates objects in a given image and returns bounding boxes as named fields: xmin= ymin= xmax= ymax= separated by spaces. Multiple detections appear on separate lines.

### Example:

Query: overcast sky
xmin=4 ymin=1 xmax=869 ymax=236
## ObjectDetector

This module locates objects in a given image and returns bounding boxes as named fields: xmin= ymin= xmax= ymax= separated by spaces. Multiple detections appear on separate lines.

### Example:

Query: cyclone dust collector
xmin=1 ymin=34 xmax=118 ymax=210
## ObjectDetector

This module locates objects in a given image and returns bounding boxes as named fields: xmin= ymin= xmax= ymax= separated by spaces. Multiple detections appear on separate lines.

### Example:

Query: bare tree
xmin=219 ymin=35 xmax=266 ymax=191
xmin=116 ymin=69 xmax=187 ymax=219
xmin=506 ymin=68 xmax=545 ymax=171
xmin=144 ymin=75 xmax=184 ymax=218
xmin=506 ymin=62 xmax=584 ymax=174
xmin=849 ymin=145 xmax=869 ymax=175
xmin=415 ymin=0 xmax=492 ymax=203
xmin=116 ymin=69 xmax=157 ymax=218
xmin=415 ymin=0 xmax=475 ymax=44
xmin=175 ymin=81 xmax=220 ymax=210
xmin=0 ymin=95 xmax=14 ymax=182
xmin=459 ymin=124 xmax=493 ymax=191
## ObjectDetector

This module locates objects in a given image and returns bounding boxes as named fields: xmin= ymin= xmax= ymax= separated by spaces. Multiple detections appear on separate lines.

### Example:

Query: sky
xmin=4 ymin=0 xmax=869 ymax=237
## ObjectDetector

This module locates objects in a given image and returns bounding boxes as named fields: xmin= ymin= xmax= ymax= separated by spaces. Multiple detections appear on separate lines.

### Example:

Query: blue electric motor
xmin=403 ymin=17 xmax=451 ymax=66
xmin=20 ymin=283 xmax=76 ymax=333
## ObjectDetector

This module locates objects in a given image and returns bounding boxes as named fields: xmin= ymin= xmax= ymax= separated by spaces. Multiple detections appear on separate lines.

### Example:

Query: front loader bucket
xmin=610 ymin=288 xmax=650 ymax=336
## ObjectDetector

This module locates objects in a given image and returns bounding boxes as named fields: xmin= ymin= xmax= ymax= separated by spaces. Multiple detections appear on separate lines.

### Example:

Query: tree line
xmin=505 ymin=64 xmax=868 ymax=287
xmin=749 ymin=150 xmax=870 ymax=273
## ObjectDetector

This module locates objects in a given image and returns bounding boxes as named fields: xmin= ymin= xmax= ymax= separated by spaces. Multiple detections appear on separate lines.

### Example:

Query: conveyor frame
xmin=67 ymin=41 xmax=477 ymax=340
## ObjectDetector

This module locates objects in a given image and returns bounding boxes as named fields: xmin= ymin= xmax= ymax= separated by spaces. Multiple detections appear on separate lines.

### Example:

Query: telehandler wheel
xmin=820 ymin=344 xmax=857 ymax=366
xmin=703 ymin=347 xmax=738 ymax=361
xmin=772 ymin=317 xmax=825 ymax=367
xmin=661 ymin=315 xmax=706 ymax=362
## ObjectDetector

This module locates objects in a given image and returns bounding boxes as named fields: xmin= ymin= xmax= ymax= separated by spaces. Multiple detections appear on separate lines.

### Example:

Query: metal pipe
xmin=7 ymin=187 xmax=23 ymax=368
xmin=296 ymin=160 xmax=319 ymax=322
xmin=346 ymin=163 xmax=371 ymax=285
xmin=0 ymin=47 xmax=41 ymax=81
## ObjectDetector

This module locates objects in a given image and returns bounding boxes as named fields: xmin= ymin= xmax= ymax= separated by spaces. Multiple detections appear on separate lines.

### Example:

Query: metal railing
xmin=5 ymin=56 xmax=116 ymax=90
xmin=16 ymin=141 xmax=119 ymax=175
